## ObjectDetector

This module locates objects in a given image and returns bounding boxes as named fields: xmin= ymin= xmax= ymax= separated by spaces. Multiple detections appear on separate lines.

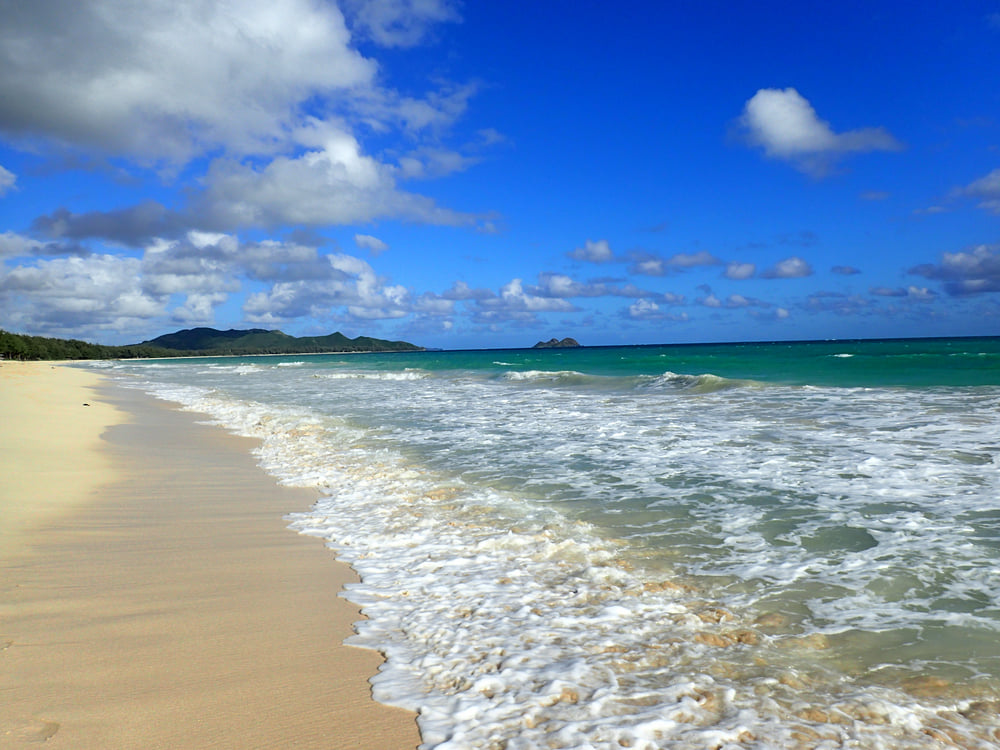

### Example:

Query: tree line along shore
xmin=0 ymin=327 xmax=423 ymax=361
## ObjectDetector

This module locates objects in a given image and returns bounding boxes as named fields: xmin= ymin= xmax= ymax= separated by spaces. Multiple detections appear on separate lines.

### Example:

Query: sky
xmin=1 ymin=1 xmax=998 ymax=349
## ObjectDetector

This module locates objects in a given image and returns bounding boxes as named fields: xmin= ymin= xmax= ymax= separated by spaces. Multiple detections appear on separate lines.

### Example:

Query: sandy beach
xmin=0 ymin=361 xmax=420 ymax=749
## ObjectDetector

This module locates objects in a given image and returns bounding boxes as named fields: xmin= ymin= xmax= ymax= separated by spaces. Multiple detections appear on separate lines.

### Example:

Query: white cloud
xmin=625 ymin=250 xmax=721 ymax=277
xmin=0 ymin=1 xmax=478 ymax=231
xmin=396 ymin=146 xmax=478 ymax=179
xmin=243 ymin=252 xmax=412 ymax=322
xmin=140 ymin=235 xmax=242 ymax=297
xmin=196 ymin=124 xmax=476 ymax=227
xmin=628 ymin=298 xmax=661 ymax=319
xmin=355 ymin=233 xmax=390 ymax=255
xmin=725 ymin=293 xmax=769 ymax=308
xmin=344 ymin=0 xmax=460 ymax=48
xmin=955 ymin=168 xmax=1000 ymax=214
xmin=624 ymin=251 xmax=667 ymax=276
xmin=469 ymin=278 xmax=576 ymax=325
xmin=0 ymin=228 xmax=427 ymax=335
xmin=440 ymin=280 xmax=495 ymax=301
xmin=413 ymin=293 xmax=454 ymax=315
xmin=0 ymin=231 xmax=48 ymax=258
xmin=739 ymin=88 xmax=902 ymax=175
xmin=531 ymin=273 xmax=655 ymax=300
xmin=497 ymin=278 xmax=575 ymax=312
xmin=172 ymin=292 xmax=230 ymax=324
xmin=905 ymin=286 xmax=936 ymax=301
xmin=910 ymin=244 xmax=1000 ymax=295
xmin=724 ymin=261 xmax=756 ymax=280
xmin=762 ymin=256 xmax=813 ymax=279
xmin=568 ymin=239 xmax=614 ymax=263
xmin=0 ymin=0 xmax=374 ymax=163
xmin=0 ymin=165 xmax=15 ymax=195
xmin=0 ymin=254 xmax=167 ymax=334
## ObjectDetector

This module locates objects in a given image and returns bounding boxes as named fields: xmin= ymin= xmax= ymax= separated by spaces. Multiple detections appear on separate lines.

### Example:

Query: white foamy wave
xmin=316 ymin=369 xmax=430 ymax=381
xmin=277 ymin=361 xmax=305 ymax=367
xmin=642 ymin=371 xmax=744 ymax=393
xmin=833 ymin=353 xmax=854 ymax=358
xmin=502 ymin=369 xmax=588 ymax=383
xmin=199 ymin=364 xmax=262 ymax=375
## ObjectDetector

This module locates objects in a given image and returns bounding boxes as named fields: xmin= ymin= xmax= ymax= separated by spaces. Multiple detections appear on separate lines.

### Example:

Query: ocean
xmin=96 ymin=337 xmax=1000 ymax=748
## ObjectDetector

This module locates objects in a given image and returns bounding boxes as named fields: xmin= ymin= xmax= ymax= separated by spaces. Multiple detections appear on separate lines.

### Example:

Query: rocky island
xmin=533 ymin=337 xmax=581 ymax=349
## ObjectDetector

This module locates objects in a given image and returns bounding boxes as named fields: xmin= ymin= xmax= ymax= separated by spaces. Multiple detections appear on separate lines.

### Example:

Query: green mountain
xmin=139 ymin=327 xmax=422 ymax=355
xmin=0 ymin=327 xmax=421 ymax=361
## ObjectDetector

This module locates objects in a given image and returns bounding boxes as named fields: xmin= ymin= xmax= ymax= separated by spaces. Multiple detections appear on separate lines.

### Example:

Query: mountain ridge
xmin=139 ymin=327 xmax=422 ymax=355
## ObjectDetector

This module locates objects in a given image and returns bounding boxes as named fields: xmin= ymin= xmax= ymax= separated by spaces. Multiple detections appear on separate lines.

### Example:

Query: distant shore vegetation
xmin=0 ymin=327 xmax=422 ymax=361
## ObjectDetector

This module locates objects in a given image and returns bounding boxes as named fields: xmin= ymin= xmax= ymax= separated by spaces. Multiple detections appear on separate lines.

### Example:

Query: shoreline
xmin=0 ymin=362 xmax=420 ymax=748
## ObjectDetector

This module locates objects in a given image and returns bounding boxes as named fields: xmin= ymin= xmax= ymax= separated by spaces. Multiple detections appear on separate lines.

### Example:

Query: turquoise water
xmin=99 ymin=336 xmax=1000 ymax=748
xmin=244 ymin=336 xmax=1000 ymax=387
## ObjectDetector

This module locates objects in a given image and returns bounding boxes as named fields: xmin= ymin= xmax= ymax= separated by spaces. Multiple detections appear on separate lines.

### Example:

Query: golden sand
xmin=0 ymin=361 xmax=420 ymax=749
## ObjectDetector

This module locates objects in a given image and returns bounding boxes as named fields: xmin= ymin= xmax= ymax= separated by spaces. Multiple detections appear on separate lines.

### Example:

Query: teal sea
xmin=98 ymin=337 xmax=1000 ymax=748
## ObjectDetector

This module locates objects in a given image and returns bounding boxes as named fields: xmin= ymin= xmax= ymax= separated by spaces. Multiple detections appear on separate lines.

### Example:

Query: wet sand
xmin=0 ymin=361 xmax=420 ymax=749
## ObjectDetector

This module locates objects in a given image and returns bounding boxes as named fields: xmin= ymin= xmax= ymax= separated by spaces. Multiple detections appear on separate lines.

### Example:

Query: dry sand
xmin=0 ymin=361 xmax=421 ymax=749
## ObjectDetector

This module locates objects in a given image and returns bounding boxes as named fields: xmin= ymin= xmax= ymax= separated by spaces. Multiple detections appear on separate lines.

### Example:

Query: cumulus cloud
xmin=468 ymin=278 xmax=577 ymax=326
xmin=628 ymin=253 xmax=666 ymax=276
xmin=761 ymin=256 xmax=813 ymax=279
xmin=0 ymin=165 xmax=15 ymax=195
xmin=0 ymin=231 xmax=87 ymax=259
xmin=195 ymin=122 xmax=478 ymax=228
xmin=910 ymin=244 xmax=1000 ymax=295
xmin=494 ymin=278 xmax=576 ymax=312
xmin=0 ymin=0 xmax=373 ymax=163
xmin=697 ymin=286 xmax=769 ymax=309
xmin=355 ymin=233 xmax=390 ymax=255
xmin=528 ymin=272 xmax=666 ymax=301
xmin=0 ymin=228 xmax=428 ymax=336
xmin=0 ymin=1 xmax=480 ymax=233
xmin=568 ymin=239 xmax=614 ymax=263
xmin=412 ymin=293 xmax=454 ymax=315
xmin=0 ymin=254 xmax=165 ymax=336
xmin=244 ymin=252 xmax=411 ymax=322
xmin=699 ymin=292 xmax=722 ymax=308
xmin=627 ymin=299 xmax=661 ymax=319
xmin=626 ymin=249 xmax=722 ymax=276
xmin=954 ymin=168 xmax=1000 ymax=214
xmin=738 ymin=88 xmax=903 ymax=175
xmin=724 ymin=261 xmax=756 ymax=280
xmin=440 ymin=280 xmax=495 ymax=301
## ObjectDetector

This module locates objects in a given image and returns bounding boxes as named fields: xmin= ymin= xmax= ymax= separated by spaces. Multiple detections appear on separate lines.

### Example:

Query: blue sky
xmin=1 ymin=1 xmax=998 ymax=349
